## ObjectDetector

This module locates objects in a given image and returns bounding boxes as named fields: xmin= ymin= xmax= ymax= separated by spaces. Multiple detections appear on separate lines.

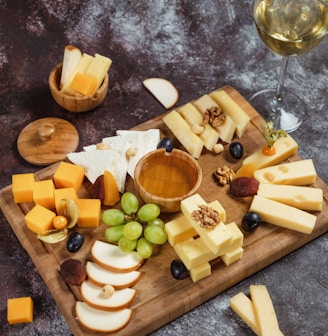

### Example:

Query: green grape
xmin=144 ymin=225 xmax=167 ymax=245
xmin=121 ymin=192 xmax=139 ymax=215
xmin=137 ymin=237 xmax=153 ymax=259
xmin=147 ymin=217 xmax=165 ymax=229
xmin=102 ymin=209 xmax=125 ymax=226
xmin=137 ymin=203 xmax=160 ymax=222
xmin=118 ymin=236 xmax=137 ymax=252
xmin=104 ymin=225 xmax=125 ymax=242
xmin=123 ymin=221 xmax=143 ymax=240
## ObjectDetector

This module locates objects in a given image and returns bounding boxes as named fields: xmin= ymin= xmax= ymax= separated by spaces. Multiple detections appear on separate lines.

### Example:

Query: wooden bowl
xmin=48 ymin=63 xmax=109 ymax=112
xmin=134 ymin=148 xmax=202 ymax=213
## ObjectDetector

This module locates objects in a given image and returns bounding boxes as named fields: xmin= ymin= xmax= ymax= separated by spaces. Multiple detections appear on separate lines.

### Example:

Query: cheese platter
xmin=1 ymin=86 xmax=327 ymax=335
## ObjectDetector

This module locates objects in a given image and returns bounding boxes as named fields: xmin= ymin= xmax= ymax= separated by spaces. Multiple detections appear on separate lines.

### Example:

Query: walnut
xmin=203 ymin=106 xmax=226 ymax=128
xmin=191 ymin=205 xmax=221 ymax=230
xmin=90 ymin=175 xmax=105 ymax=203
xmin=214 ymin=165 xmax=235 ymax=185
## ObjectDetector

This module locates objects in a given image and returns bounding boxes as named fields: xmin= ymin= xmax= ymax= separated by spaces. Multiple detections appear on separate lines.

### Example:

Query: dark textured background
xmin=0 ymin=1 xmax=327 ymax=335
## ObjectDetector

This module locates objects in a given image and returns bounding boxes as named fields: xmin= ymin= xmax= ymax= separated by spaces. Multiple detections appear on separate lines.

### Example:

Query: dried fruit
xmin=230 ymin=177 xmax=259 ymax=197
xmin=90 ymin=175 xmax=105 ymax=203
xmin=60 ymin=259 xmax=86 ymax=286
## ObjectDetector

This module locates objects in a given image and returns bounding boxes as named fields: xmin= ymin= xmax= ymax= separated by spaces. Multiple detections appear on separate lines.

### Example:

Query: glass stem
xmin=275 ymin=56 xmax=289 ymax=102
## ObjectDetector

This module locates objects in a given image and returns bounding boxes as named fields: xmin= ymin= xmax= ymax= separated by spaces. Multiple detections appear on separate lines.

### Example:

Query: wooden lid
xmin=17 ymin=117 xmax=79 ymax=165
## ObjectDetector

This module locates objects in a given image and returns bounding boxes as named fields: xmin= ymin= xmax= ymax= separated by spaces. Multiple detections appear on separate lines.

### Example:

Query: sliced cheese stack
xmin=165 ymin=194 xmax=244 ymax=282
xmin=249 ymin=159 xmax=322 ymax=235
xmin=163 ymin=88 xmax=250 ymax=158
xmin=75 ymin=240 xmax=143 ymax=333
xmin=230 ymin=285 xmax=284 ymax=336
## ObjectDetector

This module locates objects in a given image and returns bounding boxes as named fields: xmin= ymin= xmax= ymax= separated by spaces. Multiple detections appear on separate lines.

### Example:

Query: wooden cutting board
xmin=1 ymin=86 xmax=327 ymax=336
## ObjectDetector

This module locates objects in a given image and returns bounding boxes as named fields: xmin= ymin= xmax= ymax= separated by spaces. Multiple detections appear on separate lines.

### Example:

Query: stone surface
xmin=0 ymin=1 xmax=327 ymax=335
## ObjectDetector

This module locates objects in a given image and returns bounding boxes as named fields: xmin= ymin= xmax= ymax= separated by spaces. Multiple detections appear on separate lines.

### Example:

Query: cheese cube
xmin=33 ymin=179 xmax=55 ymax=209
xmin=181 ymin=194 xmax=233 ymax=254
xmin=76 ymin=199 xmax=101 ymax=228
xmin=69 ymin=72 xmax=98 ymax=96
xmin=221 ymin=246 xmax=244 ymax=266
xmin=7 ymin=297 xmax=33 ymax=324
xmin=257 ymin=183 xmax=323 ymax=211
xmin=25 ymin=204 xmax=56 ymax=235
xmin=193 ymin=94 xmax=236 ymax=143
xmin=190 ymin=262 xmax=211 ymax=282
xmin=250 ymin=195 xmax=317 ymax=234
xmin=250 ymin=285 xmax=282 ymax=336
xmin=12 ymin=173 xmax=35 ymax=203
xmin=209 ymin=90 xmax=250 ymax=137
xmin=179 ymin=103 xmax=220 ymax=151
xmin=54 ymin=161 xmax=84 ymax=192
xmin=163 ymin=110 xmax=204 ymax=159
xmin=165 ymin=215 xmax=198 ymax=246
xmin=238 ymin=135 xmax=298 ymax=177
xmin=54 ymin=187 xmax=78 ymax=213
xmin=254 ymin=159 xmax=316 ymax=186
xmin=217 ymin=222 xmax=244 ymax=256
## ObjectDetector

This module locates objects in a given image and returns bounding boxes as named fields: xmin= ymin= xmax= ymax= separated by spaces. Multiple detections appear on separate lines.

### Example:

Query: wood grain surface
xmin=1 ymin=86 xmax=327 ymax=336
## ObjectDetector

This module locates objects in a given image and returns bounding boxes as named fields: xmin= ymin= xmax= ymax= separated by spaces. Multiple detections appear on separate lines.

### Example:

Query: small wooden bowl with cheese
xmin=48 ymin=63 xmax=109 ymax=113
xmin=134 ymin=148 xmax=202 ymax=213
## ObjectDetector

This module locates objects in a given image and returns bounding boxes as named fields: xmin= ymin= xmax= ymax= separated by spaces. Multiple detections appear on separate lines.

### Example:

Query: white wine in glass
xmin=250 ymin=0 xmax=328 ymax=132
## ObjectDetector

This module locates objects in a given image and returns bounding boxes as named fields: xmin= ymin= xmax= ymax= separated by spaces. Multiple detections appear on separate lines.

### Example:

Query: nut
xmin=126 ymin=147 xmax=137 ymax=159
xmin=191 ymin=204 xmax=221 ymax=230
xmin=214 ymin=165 xmax=235 ymax=185
xmin=96 ymin=142 xmax=111 ymax=150
xmin=191 ymin=123 xmax=204 ymax=135
xmin=203 ymin=106 xmax=226 ymax=128
xmin=213 ymin=143 xmax=224 ymax=154
xmin=102 ymin=284 xmax=115 ymax=298
xmin=90 ymin=175 xmax=105 ymax=203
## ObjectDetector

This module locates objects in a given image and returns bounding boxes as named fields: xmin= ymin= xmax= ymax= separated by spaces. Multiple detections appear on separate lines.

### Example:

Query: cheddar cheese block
xmin=209 ymin=90 xmax=250 ymax=137
xmin=7 ymin=297 xmax=34 ymax=324
xmin=193 ymin=94 xmax=236 ymax=143
xmin=76 ymin=198 xmax=101 ymax=228
xmin=257 ymin=183 xmax=323 ymax=211
xmin=163 ymin=110 xmax=204 ymax=159
xmin=12 ymin=173 xmax=35 ymax=203
xmin=249 ymin=195 xmax=317 ymax=234
xmin=53 ymin=161 xmax=85 ymax=192
xmin=25 ymin=204 xmax=56 ymax=235
xmin=33 ymin=179 xmax=55 ymax=209
xmin=254 ymin=159 xmax=317 ymax=185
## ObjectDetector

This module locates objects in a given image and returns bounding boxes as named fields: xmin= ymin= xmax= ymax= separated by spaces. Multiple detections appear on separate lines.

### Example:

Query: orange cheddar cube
xmin=69 ymin=72 xmax=98 ymax=96
xmin=25 ymin=204 xmax=56 ymax=235
xmin=54 ymin=187 xmax=78 ymax=213
xmin=7 ymin=297 xmax=34 ymax=324
xmin=12 ymin=173 xmax=35 ymax=203
xmin=76 ymin=198 xmax=101 ymax=228
xmin=33 ymin=179 xmax=55 ymax=209
xmin=53 ymin=161 xmax=84 ymax=192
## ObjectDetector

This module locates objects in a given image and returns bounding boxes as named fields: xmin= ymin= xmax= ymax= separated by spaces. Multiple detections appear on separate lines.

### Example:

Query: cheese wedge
xmin=254 ymin=159 xmax=317 ymax=186
xmin=193 ymin=94 xmax=236 ymax=143
xmin=181 ymin=194 xmax=233 ymax=254
xmin=249 ymin=195 xmax=317 ymax=234
xmin=237 ymin=135 xmax=298 ymax=178
xmin=250 ymin=285 xmax=282 ymax=336
xmin=60 ymin=45 xmax=82 ymax=88
xmin=163 ymin=110 xmax=204 ymax=159
xmin=257 ymin=183 xmax=323 ymax=211
xmin=179 ymin=103 xmax=220 ymax=151
xmin=209 ymin=90 xmax=250 ymax=137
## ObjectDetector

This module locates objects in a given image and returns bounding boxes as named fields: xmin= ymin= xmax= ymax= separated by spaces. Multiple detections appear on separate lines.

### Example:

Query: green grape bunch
xmin=101 ymin=192 xmax=167 ymax=259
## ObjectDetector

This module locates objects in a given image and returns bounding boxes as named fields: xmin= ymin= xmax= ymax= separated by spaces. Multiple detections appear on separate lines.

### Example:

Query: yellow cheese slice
xmin=209 ymin=90 xmax=250 ymax=137
xmin=189 ymin=262 xmax=211 ymax=282
xmin=250 ymin=285 xmax=282 ymax=336
xmin=249 ymin=195 xmax=317 ymax=234
xmin=193 ymin=94 xmax=236 ymax=143
xmin=257 ymin=183 xmax=323 ymax=211
xmin=254 ymin=159 xmax=316 ymax=185
xmin=163 ymin=110 xmax=204 ymax=159
xmin=181 ymin=194 xmax=233 ymax=254
xmin=179 ymin=103 xmax=220 ymax=151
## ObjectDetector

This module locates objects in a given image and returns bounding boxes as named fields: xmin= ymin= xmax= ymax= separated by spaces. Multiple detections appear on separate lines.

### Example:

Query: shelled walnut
xmin=203 ymin=106 xmax=226 ymax=128
xmin=191 ymin=205 xmax=221 ymax=230
xmin=214 ymin=165 xmax=235 ymax=185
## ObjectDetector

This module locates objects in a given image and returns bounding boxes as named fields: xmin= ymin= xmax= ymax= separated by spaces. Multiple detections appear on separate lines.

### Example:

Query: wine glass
xmin=250 ymin=0 xmax=328 ymax=132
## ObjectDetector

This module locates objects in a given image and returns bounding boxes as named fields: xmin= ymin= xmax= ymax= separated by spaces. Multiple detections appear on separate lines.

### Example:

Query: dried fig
xmin=230 ymin=177 xmax=259 ymax=197
xmin=90 ymin=175 xmax=105 ymax=203
xmin=60 ymin=259 xmax=86 ymax=286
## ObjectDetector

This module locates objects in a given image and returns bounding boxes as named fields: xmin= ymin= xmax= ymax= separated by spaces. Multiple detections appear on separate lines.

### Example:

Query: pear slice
xmin=80 ymin=280 xmax=136 ymax=311
xmin=75 ymin=301 xmax=132 ymax=333
xmin=86 ymin=261 xmax=141 ymax=289
xmin=143 ymin=78 xmax=178 ymax=109
xmin=60 ymin=45 xmax=82 ymax=88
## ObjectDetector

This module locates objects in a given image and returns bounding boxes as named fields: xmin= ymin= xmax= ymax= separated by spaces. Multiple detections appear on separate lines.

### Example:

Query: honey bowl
xmin=134 ymin=148 xmax=202 ymax=213
xmin=48 ymin=63 xmax=109 ymax=112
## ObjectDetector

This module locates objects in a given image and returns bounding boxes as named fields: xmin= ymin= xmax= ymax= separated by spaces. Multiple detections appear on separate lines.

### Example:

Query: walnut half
xmin=203 ymin=106 xmax=226 ymax=128
xmin=214 ymin=165 xmax=235 ymax=185
xmin=191 ymin=205 xmax=221 ymax=230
